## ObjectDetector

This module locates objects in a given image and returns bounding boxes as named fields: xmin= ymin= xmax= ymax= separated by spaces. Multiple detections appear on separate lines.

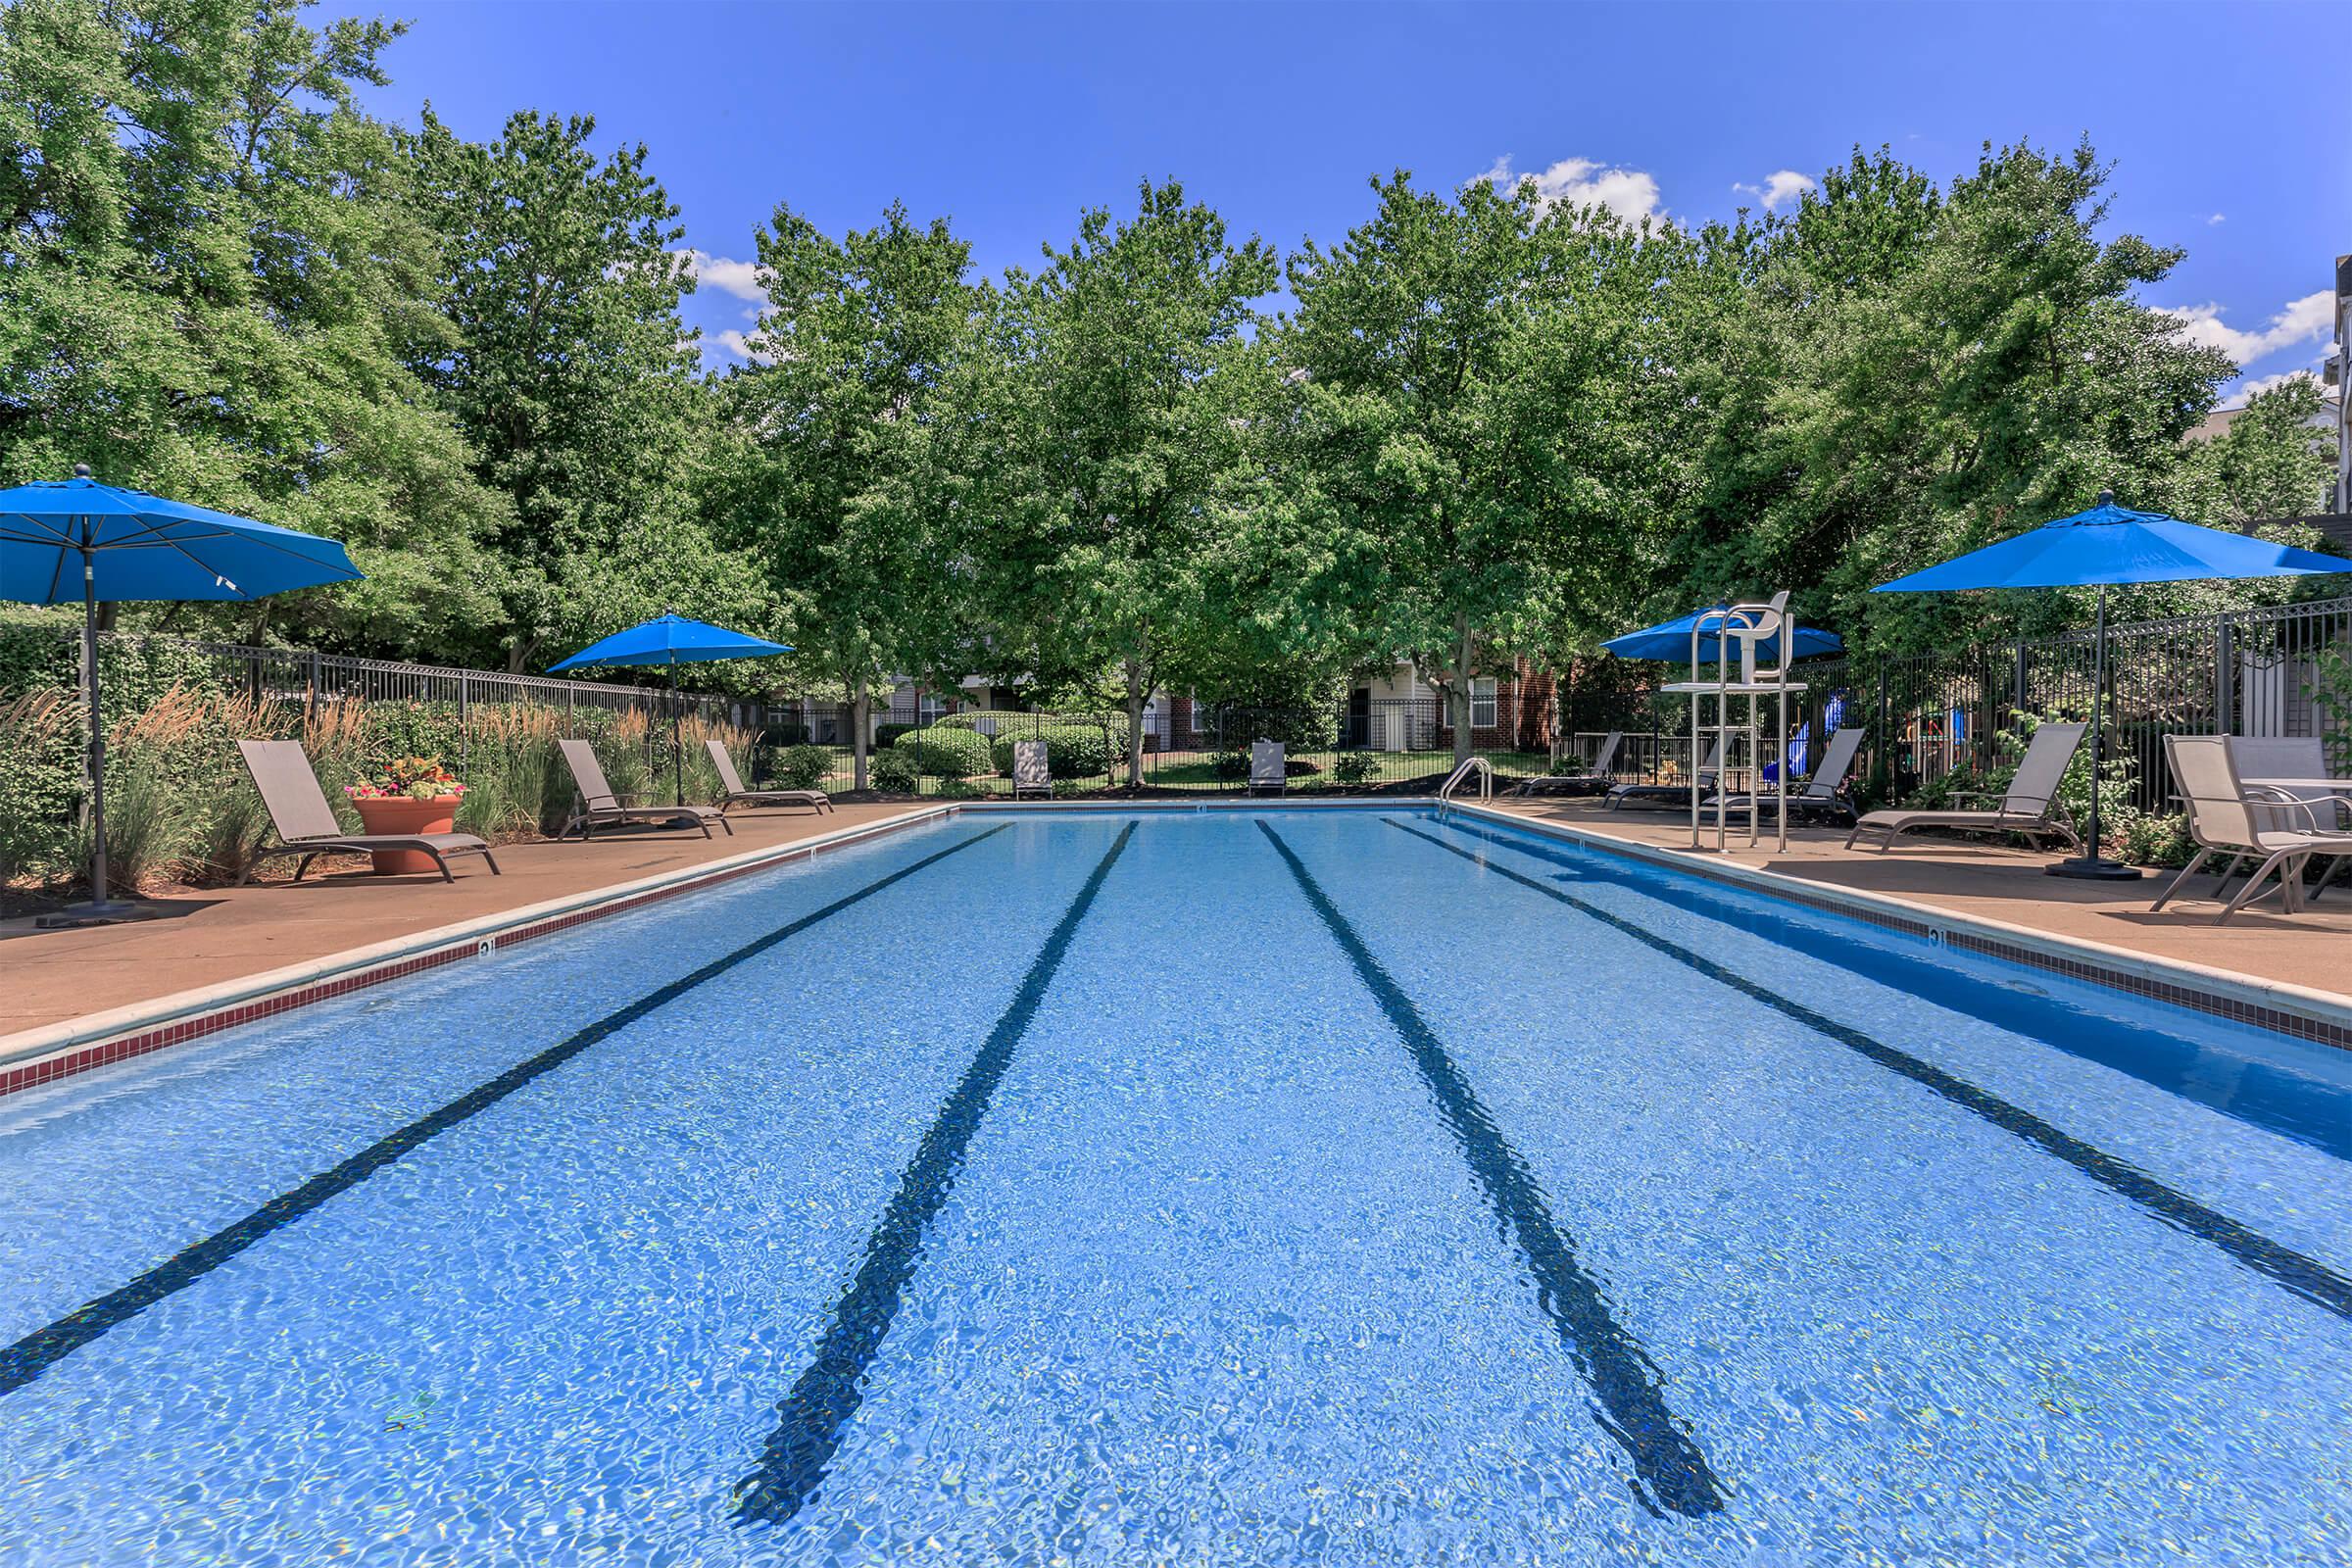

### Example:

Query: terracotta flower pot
xmin=350 ymin=795 xmax=462 ymax=876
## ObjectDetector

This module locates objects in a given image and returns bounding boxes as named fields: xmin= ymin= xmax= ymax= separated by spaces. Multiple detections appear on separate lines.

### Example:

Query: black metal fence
xmin=12 ymin=593 xmax=2349 ymax=809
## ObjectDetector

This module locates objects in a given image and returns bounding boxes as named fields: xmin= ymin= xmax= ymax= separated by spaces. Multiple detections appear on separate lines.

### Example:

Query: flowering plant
xmin=346 ymin=756 xmax=466 ymax=802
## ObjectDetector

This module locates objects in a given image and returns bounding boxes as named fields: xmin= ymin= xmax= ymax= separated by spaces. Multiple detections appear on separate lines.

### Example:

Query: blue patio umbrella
xmin=549 ymin=613 xmax=791 ymax=806
xmin=0 ymin=465 xmax=364 ymax=918
xmin=1874 ymin=491 xmax=2352 ymax=879
xmin=1601 ymin=606 xmax=1843 ymax=663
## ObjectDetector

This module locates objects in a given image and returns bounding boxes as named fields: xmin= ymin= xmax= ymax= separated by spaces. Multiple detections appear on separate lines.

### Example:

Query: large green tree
xmin=408 ymin=107 xmax=762 ymax=669
xmin=722 ymin=201 xmax=975 ymax=786
xmin=0 ymin=0 xmax=506 ymax=653
xmin=971 ymin=180 xmax=1279 ymax=784
xmin=1278 ymin=171 xmax=1682 ymax=761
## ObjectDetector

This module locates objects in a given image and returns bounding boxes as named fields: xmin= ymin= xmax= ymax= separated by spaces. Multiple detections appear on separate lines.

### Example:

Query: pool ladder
xmin=1437 ymin=756 xmax=1493 ymax=810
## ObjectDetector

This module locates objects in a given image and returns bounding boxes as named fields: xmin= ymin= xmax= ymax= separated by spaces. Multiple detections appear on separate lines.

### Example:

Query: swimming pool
xmin=3 ymin=807 xmax=2347 ymax=1565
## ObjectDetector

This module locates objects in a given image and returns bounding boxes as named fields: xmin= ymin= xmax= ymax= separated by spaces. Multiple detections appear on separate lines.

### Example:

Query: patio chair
xmin=1607 ymin=737 xmax=1723 ymax=811
xmin=1249 ymin=739 xmax=1286 ymax=797
xmin=705 ymin=739 xmax=831 ymax=815
xmin=557 ymin=739 xmax=731 ymax=841
xmin=2221 ymin=736 xmax=2350 ymax=899
xmin=1509 ymin=731 xmax=1624 ymax=798
xmin=1844 ymin=722 xmax=2085 ymax=855
xmin=2153 ymin=735 xmax=2352 ymax=922
xmin=1010 ymin=739 xmax=1052 ymax=800
xmin=235 ymin=739 xmax=499 ymax=885
xmin=1706 ymin=726 xmax=1868 ymax=827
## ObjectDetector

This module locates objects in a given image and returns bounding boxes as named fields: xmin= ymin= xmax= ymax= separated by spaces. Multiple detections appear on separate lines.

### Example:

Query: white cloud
xmin=671 ymin=248 xmax=764 ymax=302
xmin=2159 ymin=290 xmax=2333 ymax=366
xmin=1476 ymin=156 xmax=1664 ymax=225
xmin=2218 ymin=366 xmax=2321 ymax=409
xmin=2206 ymin=213 xmax=2226 ymax=225
xmin=702 ymin=328 xmax=768 ymax=367
xmin=1732 ymin=170 xmax=1818 ymax=212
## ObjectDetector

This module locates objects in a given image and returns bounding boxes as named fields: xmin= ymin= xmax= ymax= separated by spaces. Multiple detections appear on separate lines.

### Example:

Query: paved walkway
xmin=1487 ymin=798 xmax=2352 ymax=1004
xmin=0 ymin=805 xmax=934 ymax=1039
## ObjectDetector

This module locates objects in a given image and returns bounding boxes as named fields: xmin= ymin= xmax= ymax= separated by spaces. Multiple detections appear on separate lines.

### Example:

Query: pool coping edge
xmin=0 ymin=807 xmax=958 ymax=1096
xmin=1449 ymin=801 xmax=2352 ymax=1050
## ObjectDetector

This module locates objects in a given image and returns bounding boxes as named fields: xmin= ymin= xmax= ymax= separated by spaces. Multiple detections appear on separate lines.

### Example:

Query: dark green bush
xmin=1333 ymin=752 xmax=1377 ymax=785
xmin=869 ymin=749 xmax=917 ymax=791
xmin=872 ymin=722 xmax=913 ymax=749
xmin=990 ymin=721 xmax=1119 ymax=779
xmin=770 ymin=743 xmax=834 ymax=791
xmin=892 ymin=725 xmax=993 ymax=777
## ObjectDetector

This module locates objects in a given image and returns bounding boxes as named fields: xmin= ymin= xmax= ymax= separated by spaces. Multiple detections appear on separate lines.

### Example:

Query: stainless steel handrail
xmin=1438 ymin=756 xmax=1493 ymax=807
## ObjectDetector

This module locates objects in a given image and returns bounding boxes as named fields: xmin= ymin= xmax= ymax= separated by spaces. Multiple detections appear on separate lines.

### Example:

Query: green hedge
xmin=892 ymin=725 xmax=993 ymax=777
xmin=769 ymin=743 xmax=835 ymax=791
xmin=990 ymin=721 xmax=1121 ymax=779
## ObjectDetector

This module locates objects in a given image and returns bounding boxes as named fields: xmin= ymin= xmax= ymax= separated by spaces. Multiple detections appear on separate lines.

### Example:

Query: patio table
xmin=2241 ymin=777 xmax=2352 ymax=792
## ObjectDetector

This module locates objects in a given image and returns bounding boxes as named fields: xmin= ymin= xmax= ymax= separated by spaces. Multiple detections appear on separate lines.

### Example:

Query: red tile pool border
xmin=0 ymin=811 xmax=946 ymax=1101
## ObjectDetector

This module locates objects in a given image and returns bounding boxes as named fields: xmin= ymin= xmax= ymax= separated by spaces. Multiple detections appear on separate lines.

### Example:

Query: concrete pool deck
xmin=0 ymin=803 xmax=938 ymax=1042
xmin=1 ymin=795 xmax=2344 ymax=1086
xmin=1483 ymin=797 xmax=2352 ymax=1004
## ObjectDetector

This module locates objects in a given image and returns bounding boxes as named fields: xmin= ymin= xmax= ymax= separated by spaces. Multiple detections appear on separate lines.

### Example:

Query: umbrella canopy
xmin=1874 ymin=493 xmax=2352 ymax=592
xmin=0 ymin=471 xmax=362 ymax=603
xmin=1873 ymin=491 xmax=2352 ymax=880
xmin=548 ymin=612 xmax=790 ymax=671
xmin=0 ymin=466 xmax=364 ymax=918
xmin=1602 ymin=606 xmax=1843 ymax=662
xmin=549 ymin=614 xmax=792 ymax=806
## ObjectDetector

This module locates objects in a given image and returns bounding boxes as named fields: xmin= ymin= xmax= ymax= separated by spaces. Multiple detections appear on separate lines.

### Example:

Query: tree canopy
xmin=2 ymin=0 xmax=2337 ymax=713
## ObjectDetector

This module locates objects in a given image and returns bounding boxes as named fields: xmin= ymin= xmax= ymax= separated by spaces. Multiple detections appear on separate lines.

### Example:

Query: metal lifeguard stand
xmin=1661 ymin=594 xmax=1806 ymax=852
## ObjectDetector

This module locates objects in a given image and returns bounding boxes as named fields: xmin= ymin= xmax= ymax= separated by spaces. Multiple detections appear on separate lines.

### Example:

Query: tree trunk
xmin=851 ymin=674 xmax=870 ymax=791
xmin=1123 ymin=659 xmax=1147 ymax=789
xmin=1450 ymin=615 xmax=1475 ymax=766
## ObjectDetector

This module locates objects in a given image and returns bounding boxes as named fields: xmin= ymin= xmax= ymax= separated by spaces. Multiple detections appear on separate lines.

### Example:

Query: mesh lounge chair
xmin=1510 ymin=732 xmax=1624 ymax=798
xmin=1249 ymin=739 xmax=1286 ymax=797
xmin=236 ymin=739 xmax=498 ymax=885
xmin=1844 ymin=722 xmax=2085 ymax=855
xmin=1706 ymin=726 xmax=1867 ymax=827
xmin=705 ymin=740 xmax=831 ymax=815
xmin=2154 ymin=735 xmax=2352 ymax=921
xmin=1010 ymin=739 xmax=1052 ymax=800
xmin=1607 ymin=738 xmax=1723 ymax=811
xmin=558 ymin=738 xmax=731 ymax=841
xmin=2226 ymin=735 xmax=2349 ymax=898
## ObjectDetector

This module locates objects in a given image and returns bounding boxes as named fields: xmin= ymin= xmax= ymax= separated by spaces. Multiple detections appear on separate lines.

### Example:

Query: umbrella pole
xmin=69 ymin=546 xmax=136 ymax=918
xmin=671 ymin=658 xmax=684 ymax=808
xmin=2047 ymin=583 xmax=2140 ymax=880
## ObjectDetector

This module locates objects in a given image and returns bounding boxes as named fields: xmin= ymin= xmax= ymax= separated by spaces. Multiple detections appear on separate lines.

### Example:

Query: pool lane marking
xmin=1393 ymin=816 xmax=2352 ymax=1326
xmin=0 ymin=824 xmax=1013 ymax=1400
xmin=1255 ymin=819 xmax=1728 ymax=1521
xmin=732 ymin=821 xmax=1138 ymax=1528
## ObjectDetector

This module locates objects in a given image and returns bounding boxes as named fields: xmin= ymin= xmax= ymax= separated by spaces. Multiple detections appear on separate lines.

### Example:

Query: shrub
xmin=893 ymin=725 xmax=993 ymax=777
xmin=990 ymin=721 xmax=1118 ymax=779
xmin=765 ymin=720 xmax=811 ymax=746
xmin=872 ymin=722 xmax=914 ymax=749
xmin=2121 ymin=809 xmax=2195 ymax=869
xmin=870 ymin=749 xmax=917 ymax=791
xmin=770 ymin=744 xmax=834 ymax=792
xmin=1334 ymin=752 xmax=1377 ymax=785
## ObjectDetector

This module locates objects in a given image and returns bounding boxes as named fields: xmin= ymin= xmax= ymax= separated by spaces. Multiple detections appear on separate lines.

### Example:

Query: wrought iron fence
xmin=13 ymin=593 xmax=2349 ymax=811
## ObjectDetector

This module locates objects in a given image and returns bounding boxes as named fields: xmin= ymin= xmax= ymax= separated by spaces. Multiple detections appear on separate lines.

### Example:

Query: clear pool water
xmin=3 ymin=808 xmax=2348 ymax=1566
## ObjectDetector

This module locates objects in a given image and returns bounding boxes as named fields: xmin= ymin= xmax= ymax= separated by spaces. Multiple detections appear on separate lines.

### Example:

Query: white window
xmin=1471 ymin=678 xmax=1497 ymax=729
xmin=918 ymin=691 xmax=950 ymax=725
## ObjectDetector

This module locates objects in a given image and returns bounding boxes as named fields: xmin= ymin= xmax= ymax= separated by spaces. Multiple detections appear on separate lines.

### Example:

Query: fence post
xmin=305 ymin=650 xmax=319 ymax=725
xmin=2011 ymin=640 xmax=2028 ymax=723
xmin=457 ymin=673 xmax=469 ymax=767
xmin=2214 ymin=613 xmax=2234 ymax=735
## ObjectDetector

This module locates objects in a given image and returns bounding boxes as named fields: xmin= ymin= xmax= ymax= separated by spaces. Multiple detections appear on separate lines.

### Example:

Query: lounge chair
xmin=1704 ymin=726 xmax=1867 ymax=827
xmin=235 ymin=739 xmax=499 ymax=884
xmin=705 ymin=739 xmax=831 ymax=815
xmin=2153 ymin=735 xmax=2352 ymax=921
xmin=557 ymin=738 xmax=731 ymax=841
xmin=1844 ymin=722 xmax=2084 ymax=855
xmin=1249 ymin=739 xmax=1286 ymax=797
xmin=1010 ymin=739 xmax=1052 ymax=800
xmin=1510 ymin=732 xmax=1624 ymax=798
xmin=1607 ymin=738 xmax=1723 ymax=811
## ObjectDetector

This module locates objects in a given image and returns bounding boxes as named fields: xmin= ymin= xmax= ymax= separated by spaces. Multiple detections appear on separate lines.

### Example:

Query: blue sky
xmin=321 ymin=0 xmax=2347 ymax=401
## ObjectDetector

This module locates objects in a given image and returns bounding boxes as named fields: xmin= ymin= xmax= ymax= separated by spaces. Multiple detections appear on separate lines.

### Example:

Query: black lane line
xmin=1394 ymin=815 xmax=2352 ymax=1325
xmin=732 ymin=821 xmax=1138 ymax=1527
xmin=1256 ymin=819 xmax=1727 ymax=1520
xmin=0 ymin=825 xmax=1012 ymax=1398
